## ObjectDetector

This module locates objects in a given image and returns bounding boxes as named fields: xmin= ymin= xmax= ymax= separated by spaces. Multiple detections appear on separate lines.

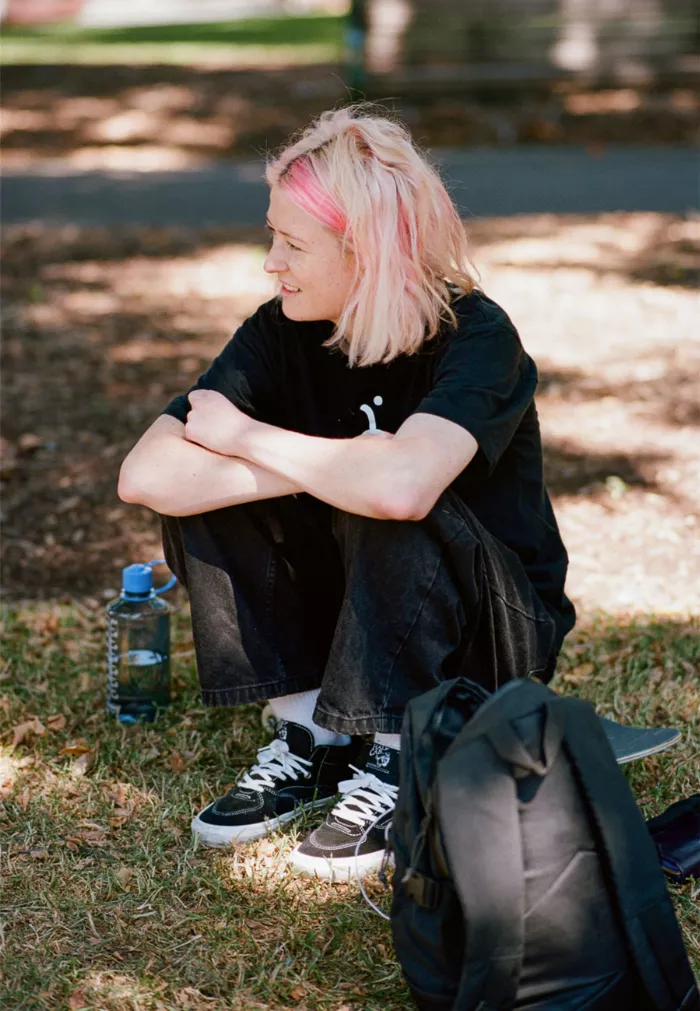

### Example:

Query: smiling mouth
xmin=280 ymin=282 xmax=300 ymax=294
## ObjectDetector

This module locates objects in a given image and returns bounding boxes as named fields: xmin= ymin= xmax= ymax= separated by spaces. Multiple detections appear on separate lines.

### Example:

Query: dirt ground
xmin=1 ymin=209 xmax=699 ymax=620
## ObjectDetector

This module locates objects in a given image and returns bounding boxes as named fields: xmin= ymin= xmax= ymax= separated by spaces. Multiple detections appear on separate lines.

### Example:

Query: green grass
xmin=1 ymin=601 xmax=698 ymax=1009
xmin=0 ymin=14 xmax=345 ymax=66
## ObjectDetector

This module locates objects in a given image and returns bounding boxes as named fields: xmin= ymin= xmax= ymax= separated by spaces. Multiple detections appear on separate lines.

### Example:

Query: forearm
xmin=119 ymin=424 xmax=302 ymax=517
xmin=181 ymin=393 xmax=475 ymax=520
xmin=238 ymin=422 xmax=420 ymax=520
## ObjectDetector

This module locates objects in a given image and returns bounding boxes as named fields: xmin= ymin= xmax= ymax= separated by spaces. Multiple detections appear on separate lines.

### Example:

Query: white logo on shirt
xmin=359 ymin=395 xmax=383 ymax=433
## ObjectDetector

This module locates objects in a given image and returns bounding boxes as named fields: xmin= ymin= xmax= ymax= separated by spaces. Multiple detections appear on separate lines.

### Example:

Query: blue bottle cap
xmin=122 ymin=563 xmax=153 ymax=596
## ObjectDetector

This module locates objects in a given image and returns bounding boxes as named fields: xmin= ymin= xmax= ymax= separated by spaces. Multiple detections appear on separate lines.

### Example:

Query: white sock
xmin=373 ymin=732 xmax=401 ymax=751
xmin=269 ymin=690 xmax=351 ymax=748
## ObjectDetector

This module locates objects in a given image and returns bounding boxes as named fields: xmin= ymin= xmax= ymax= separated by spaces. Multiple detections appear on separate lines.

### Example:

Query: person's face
xmin=263 ymin=184 xmax=355 ymax=324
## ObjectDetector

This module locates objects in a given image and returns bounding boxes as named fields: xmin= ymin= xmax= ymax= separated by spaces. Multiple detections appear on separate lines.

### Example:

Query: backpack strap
xmin=560 ymin=697 xmax=699 ymax=1011
xmin=436 ymin=681 xmax=563 ymax=1010
xmin=437 ymin=735 xmax=524 ymax=1010
xmin=409 ymin=678 xmax=492 ymax=815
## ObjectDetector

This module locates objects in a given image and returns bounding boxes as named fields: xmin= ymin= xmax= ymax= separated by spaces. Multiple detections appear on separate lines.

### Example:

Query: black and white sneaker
xmin=288 ymin=741 xmax=399 ymax=881
xmin=191 ymin=721 xmax=355 ymax=847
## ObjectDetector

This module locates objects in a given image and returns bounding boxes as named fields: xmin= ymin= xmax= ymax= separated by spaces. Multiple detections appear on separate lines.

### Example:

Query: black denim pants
xmin=160 ymin=490 xmax=559 ymax=735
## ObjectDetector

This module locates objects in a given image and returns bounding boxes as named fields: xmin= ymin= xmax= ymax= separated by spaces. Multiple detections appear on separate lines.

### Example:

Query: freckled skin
xmin=263 ymin=185 xmax=356 ymax=325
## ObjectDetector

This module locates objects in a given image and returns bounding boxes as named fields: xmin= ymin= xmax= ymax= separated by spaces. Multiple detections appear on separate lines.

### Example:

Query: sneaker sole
xmin=191 ymin=796 xmax=334 ymax=848
xmin=288 ymin=846 xmax=391 ymax=882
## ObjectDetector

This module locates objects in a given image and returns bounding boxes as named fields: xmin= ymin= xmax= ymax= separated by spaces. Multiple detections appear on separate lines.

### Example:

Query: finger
xmin=188 ymin=389 xmax=212 ymax=405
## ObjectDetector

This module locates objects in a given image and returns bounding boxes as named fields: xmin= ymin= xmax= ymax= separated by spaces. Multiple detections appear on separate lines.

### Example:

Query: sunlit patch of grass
xmin=1 ymin=602 xmax=698 ymax=1007
xmin=0 ymin=15 xmax=345 ymax=67
xmin=0 ymin=601 xmax=402 ymax=1009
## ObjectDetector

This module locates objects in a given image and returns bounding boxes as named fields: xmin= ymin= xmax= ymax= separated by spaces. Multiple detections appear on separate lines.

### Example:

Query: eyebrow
xmin=265 ymin=218 xmax=308 ymax=247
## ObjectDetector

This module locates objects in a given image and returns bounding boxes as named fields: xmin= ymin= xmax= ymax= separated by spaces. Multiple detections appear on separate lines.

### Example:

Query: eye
xmin=266 ymin=225 xmax=302 ymax=253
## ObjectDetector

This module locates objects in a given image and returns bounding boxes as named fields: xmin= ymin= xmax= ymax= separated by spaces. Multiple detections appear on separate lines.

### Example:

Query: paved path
xmin=2 ymin=146 xmax=697 ymax=226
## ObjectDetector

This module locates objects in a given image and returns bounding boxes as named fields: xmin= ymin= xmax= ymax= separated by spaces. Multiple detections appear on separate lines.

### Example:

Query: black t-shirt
xmin=162 ymin=291 xmax=575 ymax=640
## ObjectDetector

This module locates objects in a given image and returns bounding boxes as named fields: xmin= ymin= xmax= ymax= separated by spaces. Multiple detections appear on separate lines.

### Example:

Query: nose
xmin=263 ymin=238 xmax=288 ymax=275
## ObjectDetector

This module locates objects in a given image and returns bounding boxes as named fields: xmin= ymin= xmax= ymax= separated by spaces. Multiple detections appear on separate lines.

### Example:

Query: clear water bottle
xmin=106 ymin=559 xmax=176 ymax=724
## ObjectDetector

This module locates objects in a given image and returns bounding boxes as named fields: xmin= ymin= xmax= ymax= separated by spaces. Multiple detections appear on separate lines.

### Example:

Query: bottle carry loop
xmin=147 ymin=559 xmax=177 ymax=596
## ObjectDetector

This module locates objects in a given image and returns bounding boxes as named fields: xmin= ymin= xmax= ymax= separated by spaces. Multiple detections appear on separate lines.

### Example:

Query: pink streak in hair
xmin=281 ymin=158 xmax=347 ymax=234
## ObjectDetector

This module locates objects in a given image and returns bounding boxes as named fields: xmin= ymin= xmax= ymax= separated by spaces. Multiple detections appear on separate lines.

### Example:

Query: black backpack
xmin=390 ymin=677 xmax=699 ymax=1011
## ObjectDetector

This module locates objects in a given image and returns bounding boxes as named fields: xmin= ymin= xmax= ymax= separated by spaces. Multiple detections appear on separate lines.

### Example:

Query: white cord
xmin=334 ymin=767 xmax=397 ymax=919
xmin=357 ymin=819 xmax=393 ymax=921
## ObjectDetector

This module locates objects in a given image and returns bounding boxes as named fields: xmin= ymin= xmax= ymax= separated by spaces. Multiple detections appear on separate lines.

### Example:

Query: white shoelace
xmin=238 ymin=738 xmax=312 ymax=793
xmin=333 ymin=765 xmax=399 ymax=827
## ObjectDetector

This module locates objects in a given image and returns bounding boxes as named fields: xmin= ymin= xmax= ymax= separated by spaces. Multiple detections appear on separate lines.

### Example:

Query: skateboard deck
xmin=600 ymin=717 xmax=681 ymax=765
xmin=263 ymin=707 xmax=680 ymax=765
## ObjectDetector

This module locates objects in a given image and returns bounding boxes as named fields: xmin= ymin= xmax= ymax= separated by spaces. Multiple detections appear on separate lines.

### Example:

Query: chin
xmin=280 ymin=299 xmax=325 ymax=323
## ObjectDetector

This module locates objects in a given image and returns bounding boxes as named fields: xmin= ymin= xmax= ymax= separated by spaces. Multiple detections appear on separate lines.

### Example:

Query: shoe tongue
xmin=273 ymin=719 xmax=315 ymax=760
xmin=358 ymin=741 xmax=400 ymax=785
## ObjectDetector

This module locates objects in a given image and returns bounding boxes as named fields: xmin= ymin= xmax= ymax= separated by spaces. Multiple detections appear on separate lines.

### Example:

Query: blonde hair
xmin=266 ymin=105 xmax=476 ymax=367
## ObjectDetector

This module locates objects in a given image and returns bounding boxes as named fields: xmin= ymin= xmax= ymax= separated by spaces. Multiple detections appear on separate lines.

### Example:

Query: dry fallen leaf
xmin=289 ymin=985 xmax=306 ymax=1001
xmin=110 ymin=804 xmax=133 ymax=828
xmin=11 ymin=718 xmax=46 ymax=747
xmin=169 ymin=750 xmax=185 ymax=772
xmin=71 ymin=750 xmax=96 ymax=777
xmin=115 ymin=866 xmax=134 ymax=887
xmin=562 ymin=662 xmax=595 ymax=683
xmin=78 ymin=829 xmax=107 ymax=846
xmin=36 ymin=612 xmax=59 ymax=636
xmin=0 ymin=696 xmax=10 ymax=715
xmin=18 ymin=788 xmax=31 ymax=811
xmin=47 ymin=714 xmax=67 ymax=731
xmin=59 ymin=739 xmax=91 ymax=756
xmin=108 ymin=782 xmax=130 ymax=807
xmin=68 ymin=988 xmax=89 ymax=1011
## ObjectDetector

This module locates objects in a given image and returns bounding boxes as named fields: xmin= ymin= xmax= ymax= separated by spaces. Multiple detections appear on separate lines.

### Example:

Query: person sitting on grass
xmin=118 ymin=105 xmax=575 ymax=881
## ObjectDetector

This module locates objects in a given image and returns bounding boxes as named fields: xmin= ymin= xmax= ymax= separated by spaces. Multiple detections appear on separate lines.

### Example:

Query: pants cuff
xmin=200 ymin=672 xmax=323 ymax=708
xmin=312 ymin=705 xmax=404 ymax=736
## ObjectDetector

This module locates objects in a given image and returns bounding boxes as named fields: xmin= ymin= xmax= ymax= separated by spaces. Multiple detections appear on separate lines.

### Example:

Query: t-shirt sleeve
xmin=160 ymin=303 xmax=281 ymax=426
xmin=414 ymin=319 xmax=536 ymax=473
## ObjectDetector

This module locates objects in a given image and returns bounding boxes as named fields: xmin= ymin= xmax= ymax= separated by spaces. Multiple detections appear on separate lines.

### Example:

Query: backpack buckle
xmin=401 ymin=868 xmax=442 ymax=909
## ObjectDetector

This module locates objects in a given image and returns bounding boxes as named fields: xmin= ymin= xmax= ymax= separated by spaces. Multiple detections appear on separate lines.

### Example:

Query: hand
xmin=184 ymin=390 xmax=256 ymax=456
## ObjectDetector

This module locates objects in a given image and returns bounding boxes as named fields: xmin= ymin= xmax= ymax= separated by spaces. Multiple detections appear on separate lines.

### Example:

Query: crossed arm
xmin=118 ymin=389 xmax=478 ymax=521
